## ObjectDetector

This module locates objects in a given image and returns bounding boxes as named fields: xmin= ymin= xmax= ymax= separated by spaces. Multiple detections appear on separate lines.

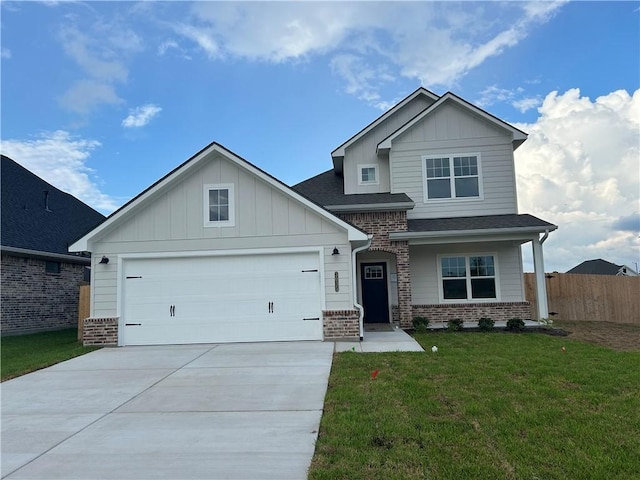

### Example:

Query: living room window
xmin=358 ymin=164 xmax=378 ymax=185
xmin=439 ymin=254 xmax=497 ymax=301
xmin=204 ymin=184 xmax=235 ymax=227
xmin=423 ymin=154 xmax=482 ymax=200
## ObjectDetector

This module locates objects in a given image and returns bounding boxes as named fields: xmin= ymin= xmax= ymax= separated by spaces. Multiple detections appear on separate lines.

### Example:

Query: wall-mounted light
xmin=332 ymin=247 xmax=340 ymax=255
xmin=99 ymin=256 xmax=110 ymax=264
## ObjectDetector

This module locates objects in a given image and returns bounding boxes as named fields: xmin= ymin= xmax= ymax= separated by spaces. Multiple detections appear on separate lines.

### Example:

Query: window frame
xmin=422 ymin=153 xmax=483 ymax=202
xmin=358 ymin=164 xmax=379 ymax=185
xmin=437 ymin=253 xmax=500 ymax=303
xmin=203 ymin=183 xmax=235 ymax=227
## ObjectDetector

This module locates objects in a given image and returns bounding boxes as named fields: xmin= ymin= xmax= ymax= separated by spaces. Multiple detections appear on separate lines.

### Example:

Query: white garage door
xmin=122 ymin=252 xmax=323 ymax=345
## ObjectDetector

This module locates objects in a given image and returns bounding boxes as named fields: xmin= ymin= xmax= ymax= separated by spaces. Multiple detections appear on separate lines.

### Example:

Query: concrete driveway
xmin=1 ymin=342 xmax=334 ymax=480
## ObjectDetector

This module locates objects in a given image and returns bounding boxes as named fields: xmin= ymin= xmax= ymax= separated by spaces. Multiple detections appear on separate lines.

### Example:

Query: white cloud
xmin=476 ymin=85 xmax=542 ymax=113
xmin=0 ymin=131 xmax=120 ymax=213
xmin=57 ymin=13 xmax=143 ymax=113
xmin=121 ymin=104 xmax=162 ymax=128
xmin=1 ymin=47 xmax=11 ymax=59
xmin=173 ymin=2 xmax=565 ymax=107
xmin=59 ymin=79 xmax=123 ymax=114
xmin=515 ymin=88 xmax=640 ymax=272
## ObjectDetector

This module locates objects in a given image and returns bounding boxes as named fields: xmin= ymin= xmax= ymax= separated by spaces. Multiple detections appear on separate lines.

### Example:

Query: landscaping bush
xmin=506 ymin=317 xmax=526 ymax=331
xmin=412 ymin=316 xmax=430 ymax=333
xmin=478 ymin=317 xmax=495 ymax=332
xmin=447 ymin=318 xmax=464 ymax=332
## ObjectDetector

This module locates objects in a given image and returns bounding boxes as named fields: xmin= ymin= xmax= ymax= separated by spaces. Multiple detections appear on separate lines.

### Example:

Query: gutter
xmin=326 ymin=201 xmax=415 ymax=213
xmin=1 ymin=245 xmax=91 ymax=264
xmin=352 ymin=235 xmax=373 ymax=341
xmin=539 ymin=229 xmax=550 ymax=244
xmin=389 ymin=225 xmax=557 ymax=240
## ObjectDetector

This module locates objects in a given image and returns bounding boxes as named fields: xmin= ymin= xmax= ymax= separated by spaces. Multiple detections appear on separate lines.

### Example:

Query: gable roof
xmin=1 ymin=155 xmax=105 ymax=259
xmin=566 ymin=259 xmax=636 ymax=276
xmin=292 ymin=170 xmax=414 ymax=212
xmin=377 ymin=91 xmax=528 ymax=154
xmin=69 ymin=142 xmax=368 ymax=252
xmin=331 ymin=87 xmax=439 ymax=162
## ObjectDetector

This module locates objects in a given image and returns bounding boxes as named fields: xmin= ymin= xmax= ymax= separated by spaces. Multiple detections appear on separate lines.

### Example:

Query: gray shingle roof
xmin=566 ymin=259 xmax=623 ymax=275
xmin=292 ymin=170 xmax=414 ymax=209
xmin=407 ymin=214 xmax=556 ymax=233
xmin=1 ymin=155 xmax=105 ymax=257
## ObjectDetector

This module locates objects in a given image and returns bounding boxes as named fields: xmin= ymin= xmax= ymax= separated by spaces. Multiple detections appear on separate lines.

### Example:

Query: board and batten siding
xmin=343 ymin=95 xmax=434 ymax=195
xmin=390 ymin=102 xmax=519 ymax=219
xmin=89 ymin=152 xmax=354 ymax=318
xmin=410 ymin=242 xmax=525 ymax=304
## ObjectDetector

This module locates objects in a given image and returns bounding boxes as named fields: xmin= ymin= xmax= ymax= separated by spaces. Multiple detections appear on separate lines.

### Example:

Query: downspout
xmin=540 ymin=229 xmax=550 ymax=244
xmin=352 ymin=235 xmax=373 ymax=341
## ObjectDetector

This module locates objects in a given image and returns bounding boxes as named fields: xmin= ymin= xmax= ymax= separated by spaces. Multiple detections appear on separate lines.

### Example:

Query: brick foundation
xmin=323 ymin=310 xmax=360 ymax=340
xmin=407 ymin=302 xmax=532 ymax=323
xmin=83 ymin=317 xmax=118 ymax=346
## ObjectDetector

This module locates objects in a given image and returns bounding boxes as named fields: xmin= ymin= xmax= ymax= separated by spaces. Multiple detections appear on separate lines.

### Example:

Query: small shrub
xmin=412 ymin=316 xmax=430 ymax=333
xmin=447 ymin=318 xmax=464 ymax=332
xmin=478 ymin=317 xmax=495 ymax=332
xmin=506 ymin=317 xmax=526 ymax=332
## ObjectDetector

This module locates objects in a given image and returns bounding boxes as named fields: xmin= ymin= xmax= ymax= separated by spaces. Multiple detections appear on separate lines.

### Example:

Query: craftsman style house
xmin=71 ymin=88 xmax=555 ymax=346
xmin=294 ymin=88 xmax=556 ymax=332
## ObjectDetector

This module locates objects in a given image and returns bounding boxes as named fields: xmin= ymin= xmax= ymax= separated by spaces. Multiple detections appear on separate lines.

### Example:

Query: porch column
xmin=531 ymin=235 xmax=549 ymax=320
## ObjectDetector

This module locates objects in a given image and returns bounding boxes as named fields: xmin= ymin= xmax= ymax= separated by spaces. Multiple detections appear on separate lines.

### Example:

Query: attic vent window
xmin=45 ymin=261 xmax=61 ymax=274
xmin=204 ymin=184 xmax=235 ymax=227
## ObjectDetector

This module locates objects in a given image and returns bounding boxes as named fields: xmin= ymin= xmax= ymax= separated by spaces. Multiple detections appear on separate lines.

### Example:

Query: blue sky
xmin=1 ymin=1 xmax=639 ymax=272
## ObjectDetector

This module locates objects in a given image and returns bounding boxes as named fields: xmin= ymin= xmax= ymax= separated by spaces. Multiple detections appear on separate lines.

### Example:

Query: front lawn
xmin=310 ymin=332 xmax=640 ymax=479
xmin=1 ymin=328 xmax=99 ymax=381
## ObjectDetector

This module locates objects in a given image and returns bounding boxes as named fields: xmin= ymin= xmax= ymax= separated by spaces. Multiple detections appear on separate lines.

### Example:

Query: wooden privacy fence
xmin=524 ymin=273 xmax=640 ymax=324
xmin=78 ymin=284 xmax=91 ymax=340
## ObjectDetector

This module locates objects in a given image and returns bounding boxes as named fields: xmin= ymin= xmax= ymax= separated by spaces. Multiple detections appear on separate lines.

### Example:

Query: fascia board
xmin=377 ymin=92 xmax=528 ymax=152
xmin=389 ymin=225 xmax=558 ymax=242
xmin=331 ymin=88 xmax=439 ymax=159
xmin=2 ymin=245 xmax=91 ymax=264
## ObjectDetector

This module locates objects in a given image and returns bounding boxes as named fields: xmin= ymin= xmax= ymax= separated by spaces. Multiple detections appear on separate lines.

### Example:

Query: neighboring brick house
xmin=294 ymin=88 xmax=557 ymax=328
xmin=1 ymin=155 xmax=105 ymax=335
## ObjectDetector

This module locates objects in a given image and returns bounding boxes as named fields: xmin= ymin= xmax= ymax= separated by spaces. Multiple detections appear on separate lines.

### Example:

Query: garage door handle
xmin=303 ymin=317 xmax=320 ymax=321
xmin=169 ymin=305 xmax=175 ymax=317
xmin=268 ymin=302 xmax=274 ymax=313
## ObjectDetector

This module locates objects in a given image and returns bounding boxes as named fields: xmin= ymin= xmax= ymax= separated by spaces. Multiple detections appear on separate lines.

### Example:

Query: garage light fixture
xmin=332 ymin=247 xmax=340 ymax=255
xmin=99 ymin=256 xmax=110 ymax=264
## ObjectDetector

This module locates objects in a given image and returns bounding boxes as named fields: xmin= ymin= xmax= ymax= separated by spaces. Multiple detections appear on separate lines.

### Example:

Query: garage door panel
xmin=122 ymin=252 xmax=323 ymax=345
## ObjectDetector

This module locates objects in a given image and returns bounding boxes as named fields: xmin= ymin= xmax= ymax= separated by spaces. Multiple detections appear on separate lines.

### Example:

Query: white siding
xmin=343 ymin=96 xmax=434 ymax=194
xmin=410 ymin=242 xmax=524 ymax=304
xmin=90 ymin=152 xmax=355 ymax=318
xmin=390 ymin=102 xmax=519 ymax=218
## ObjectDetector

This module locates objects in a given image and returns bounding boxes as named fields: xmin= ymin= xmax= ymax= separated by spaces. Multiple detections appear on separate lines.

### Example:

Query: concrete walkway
xmin=1 ymin=342 xmax=334 ymax=480
xmin=335 ymin=328 xmax=424 ymax=353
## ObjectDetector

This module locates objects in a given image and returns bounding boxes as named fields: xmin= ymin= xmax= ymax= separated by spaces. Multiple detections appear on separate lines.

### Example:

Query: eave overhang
xmin=325 ymin=201 xmax=415 ymax=213
xmin=1 ymin=245 xmax=91 ymax=264
xmin=389 ymin=225 xmax=557 ymax=245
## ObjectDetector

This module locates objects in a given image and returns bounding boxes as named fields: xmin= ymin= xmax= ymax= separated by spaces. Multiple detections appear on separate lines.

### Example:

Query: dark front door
xmin=361 ymin=263 xmax=390 ymax=323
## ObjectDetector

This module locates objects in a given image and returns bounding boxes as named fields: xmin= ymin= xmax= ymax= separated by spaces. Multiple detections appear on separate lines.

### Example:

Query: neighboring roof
xmin=292 ymin=170 xmax=415 ymax=212
xmin=566 ymin=259 xmax=636 ymax=276
xmin=1 ymin=155 xmax=105 ymax=259
xmin=331 ymin=87 xmax=439 ymax=161
xmin=69 ymin=143 xmax=369 ymax=252
xmin=377 ymin=91 xmax=528 ymax=154
xmin=389 ymin=214 xmax=557 ymax=242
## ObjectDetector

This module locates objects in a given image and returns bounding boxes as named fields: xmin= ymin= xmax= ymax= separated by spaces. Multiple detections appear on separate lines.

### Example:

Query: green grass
xmin=1 ymin=328 xmax=99 ymax=381
xmin=310 ymin=332 xmax=640 ymax=480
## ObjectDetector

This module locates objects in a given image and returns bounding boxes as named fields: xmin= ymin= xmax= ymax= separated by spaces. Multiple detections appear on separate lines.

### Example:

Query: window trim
xmin=422 ymin=153 xmax=483 ymax=202
xmin=203 ymin=183 xmax=235 ymax=227
xmin=358 ymin=164 xmax=379 ymax=185
xmin=436 ymin=253 xmax=500 ymax=303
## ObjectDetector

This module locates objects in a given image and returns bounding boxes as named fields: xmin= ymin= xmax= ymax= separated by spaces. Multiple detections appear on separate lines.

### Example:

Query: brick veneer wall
xmin=1 ymin=254 xmax=86 ymax=336
xmin=338 ymin=211 xmax=413 ymax=329
xmin=410 ymin=302 xmax=532 ymax=323
xmin=323 ymin=310 xmax=360 ymax=339
xmin=83 ymin=317 xmax=119 ymax=346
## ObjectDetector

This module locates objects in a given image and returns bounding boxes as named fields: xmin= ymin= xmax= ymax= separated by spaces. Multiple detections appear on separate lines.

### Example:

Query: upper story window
xmin=204 ymin=183 xmax=235 ymax=227
xmin=423 ymin=154 xmax=482 ymax=201
xmin=358 ymin=164 xmax=379 ymax=185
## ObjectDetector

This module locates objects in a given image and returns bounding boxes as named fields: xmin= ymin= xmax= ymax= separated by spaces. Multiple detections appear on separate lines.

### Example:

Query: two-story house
xmin=71 ymin=88 xmax=555 ymax=346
